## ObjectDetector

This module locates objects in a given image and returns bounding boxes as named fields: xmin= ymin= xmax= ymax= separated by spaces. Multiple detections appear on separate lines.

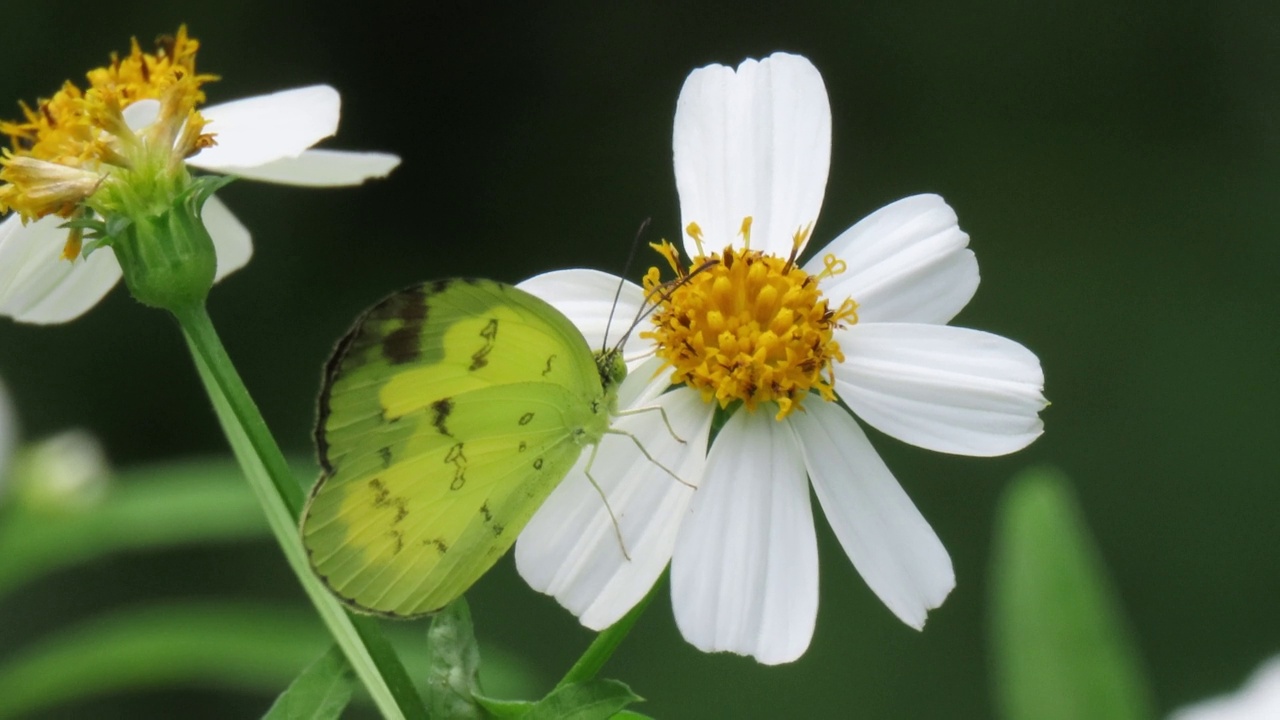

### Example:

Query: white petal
xmin=1171 ymin=655 xmax=1280 ymax=720
xmin=202 ymin=196 xmax=253 ymax=282
xmin=671 ymin=408 xmax=818 ymax=664
xmin=517 ymin=269 xmax=650 ymax=362
xmin=673 ymin=52 xmax=831 ymax=258
xmin=516 ymin=388 xmax=712 ymax=629
xmin=0 ymin=215 xmax=121 ymax=324
xmin=836 ymin=323 xmax=1047 ymax=456
xmin=790 ymin=402 xmax=954 ymax=629
xmin=187 ymin=85 xmax=341 ymax=171
xmin=207 ymin=149 xmax=401 ymax=187
xmin=616 ymin=355 xmax=675 ymax=412
xmin=807 ymin=194 xmax=978 ymax=325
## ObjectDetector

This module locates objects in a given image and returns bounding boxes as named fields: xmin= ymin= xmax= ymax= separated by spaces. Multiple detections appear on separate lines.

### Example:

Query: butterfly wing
xmin=303 ymin=279 xmax=607 ymax=616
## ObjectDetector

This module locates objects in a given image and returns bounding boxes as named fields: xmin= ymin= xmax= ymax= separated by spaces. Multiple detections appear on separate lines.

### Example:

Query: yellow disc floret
xmin=642 ymin=225 xmax=859 ymax=420
xmin=0 ymin=26 xmax=217 ymax=237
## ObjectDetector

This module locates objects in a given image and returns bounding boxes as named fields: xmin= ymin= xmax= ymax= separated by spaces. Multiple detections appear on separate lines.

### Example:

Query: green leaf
xmin=0 ymin=458 xmax=269 ymax=598
xmin=990 ymin=467 xmax=1156 ymax=720
xmin=263 ymin=646 xmax=356 ymax=720
xmin=472 ymin=696 xmax=535 ymax=718
xmin=0 ymin=597 xmax=538 ymax=719
xmin=425 ymin=597 xmax=485 ymax=719
xmin=523 ymin=679 xmax=642 ymax=720
xmin=0 ymin=602 xmax=330 ymax=720
xmin=474 ymin=680 xmax=643 ymax=720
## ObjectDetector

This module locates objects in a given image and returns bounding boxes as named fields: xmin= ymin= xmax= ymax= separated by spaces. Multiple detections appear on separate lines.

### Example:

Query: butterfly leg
xmin=604 ymin=428 xmax=694 ymax=490
xmin=614 ymin=404 xmax=686 ymax=444
xmin=582 ymin=441 xmax=632 ymax=561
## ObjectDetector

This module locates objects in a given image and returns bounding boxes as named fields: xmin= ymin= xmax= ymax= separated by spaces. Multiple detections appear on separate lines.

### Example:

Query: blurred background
xmin=0 ymin=1 xmax=1277 ymax=718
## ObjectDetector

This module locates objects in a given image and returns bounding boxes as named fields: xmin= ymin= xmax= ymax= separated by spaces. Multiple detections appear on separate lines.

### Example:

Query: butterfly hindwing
xmin=305 ymin=382 xmax=594 ymax=616
xmin=303 ymin=278 xmax=614 ymax=617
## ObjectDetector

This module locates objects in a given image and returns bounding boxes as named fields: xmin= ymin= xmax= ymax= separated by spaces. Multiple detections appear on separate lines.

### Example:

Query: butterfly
xmin=300 ymin=278 xmax=636 ymax=617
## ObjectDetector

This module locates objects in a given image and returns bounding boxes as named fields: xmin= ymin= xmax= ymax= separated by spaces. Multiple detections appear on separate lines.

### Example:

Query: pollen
xmin=642 ymin=232 xmax=859 ymax=420
xmin=0 ymin=26 xmax=217 ymax=226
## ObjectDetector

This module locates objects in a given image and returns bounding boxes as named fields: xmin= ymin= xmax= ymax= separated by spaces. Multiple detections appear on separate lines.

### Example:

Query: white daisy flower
xmin=1170 ymin=656 xmax=1280 ymax=720
xmin=0 ymin=26 xmax=400 ymax=324
xmin=515 ymin=52 xmax=1047 ymax=664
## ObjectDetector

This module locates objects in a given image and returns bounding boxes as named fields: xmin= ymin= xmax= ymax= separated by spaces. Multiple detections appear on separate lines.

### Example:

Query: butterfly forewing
xmin=317 ymin=279 xmax=601 ymax=475
xmin=303 ymin=278 xmax=613 ymax=617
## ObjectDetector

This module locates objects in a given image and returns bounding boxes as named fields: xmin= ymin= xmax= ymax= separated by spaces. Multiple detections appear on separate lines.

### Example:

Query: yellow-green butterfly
xmin=301 ymin=278 xmax=629 ymax=617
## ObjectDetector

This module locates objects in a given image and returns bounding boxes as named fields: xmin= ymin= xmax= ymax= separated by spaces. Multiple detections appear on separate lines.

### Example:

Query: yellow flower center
xmin=641 ymin=219 xmax=859 ymax=420
xmin=0 ymin=26 xmax=218 ymax=257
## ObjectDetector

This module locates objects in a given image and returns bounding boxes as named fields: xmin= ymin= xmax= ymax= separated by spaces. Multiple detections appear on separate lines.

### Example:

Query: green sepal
xmin=262 ymin=645 xmax=356 ymax=720
xmin=108 ymin=182 xmax=217 ymax=312
xmin=989 ymin=467 xmax=1156 ymax=720
xmin=93 ymin=173 xmax=236 ymax=311
xmin=708 ymin=401 xmax=740 ymax=446
xmin=424 ymin=597 xmax=485 ymax=720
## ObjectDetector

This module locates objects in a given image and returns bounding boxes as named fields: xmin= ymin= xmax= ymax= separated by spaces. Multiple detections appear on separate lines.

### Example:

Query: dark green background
xmin=1 ymin=2 xmax=1276 ymax=717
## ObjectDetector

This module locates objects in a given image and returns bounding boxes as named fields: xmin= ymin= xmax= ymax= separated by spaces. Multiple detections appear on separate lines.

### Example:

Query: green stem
xmin=556 ymin=571 xmax=664 ymax=689
xmin=173 ymin=302 xmax=426 ymax=720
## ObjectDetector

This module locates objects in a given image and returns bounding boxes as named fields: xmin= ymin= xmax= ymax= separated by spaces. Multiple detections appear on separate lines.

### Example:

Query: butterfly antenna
xmin=612 ymin=257 xmax=720 ymax=352
xmin=600 ymin=218 xmax=653 ymax=353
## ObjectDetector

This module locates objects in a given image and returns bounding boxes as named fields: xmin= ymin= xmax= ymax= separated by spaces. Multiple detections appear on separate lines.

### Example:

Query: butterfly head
xmin=593 ymin=347 xmax=627 ymax=413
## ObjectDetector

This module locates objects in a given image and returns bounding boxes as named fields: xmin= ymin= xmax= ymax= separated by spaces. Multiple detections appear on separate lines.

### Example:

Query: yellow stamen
xmin=62 ymin=229 xmax=84 ymax=260
xmin=0 ymin=26 xmax=217 ymax=232
xmin=816 ymin=252 xmax=846 ymax=280
xmin=739 ymin=216 xmax=753 ymax=248
xmin=642 ymin=242 xmax=859 ymax=420
xmin=685 ymin=222 xmax=706 ymax=257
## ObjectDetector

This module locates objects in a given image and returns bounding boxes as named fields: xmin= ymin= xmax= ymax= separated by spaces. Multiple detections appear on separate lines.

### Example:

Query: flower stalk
xmin=556 ymin=572 xmax=662 ymax=690
xmin=174 ymin=300 xmax=425 ymax=720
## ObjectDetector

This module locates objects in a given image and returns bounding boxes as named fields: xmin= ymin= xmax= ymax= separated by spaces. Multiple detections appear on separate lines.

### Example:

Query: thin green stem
xmin=173 ymin=301 xmax=425 ymax=720
xmin=556 ymin=571 xmax=664 ymax=689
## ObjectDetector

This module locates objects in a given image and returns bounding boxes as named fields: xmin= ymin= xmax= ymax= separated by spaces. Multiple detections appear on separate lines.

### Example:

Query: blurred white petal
xmin=791 ymin=402 xmax=953 ymax=628
xmin=0 ymin=215 xmax=121 ymax=324
xmin=671 ymin=408 xmax=818 ymax=664
xmin=809 ymin=194 xmax=979 ymax=325
xmin=214 ymin=149 xmax=401 ymax=186
xmin=674 ymin=52 xmax=830 ymax=257
xmin=836 ymin=323 xmax=1047 ymax=456
xmin=188 ymin=85 xmax=341 ymax=170
xmin=203 ymin=195 xmax=253 ymax=282
xmin=122 ymin=100 xmax=161 ymax=131
xmin=1170 ymin=655 xmax=1280 ymax=720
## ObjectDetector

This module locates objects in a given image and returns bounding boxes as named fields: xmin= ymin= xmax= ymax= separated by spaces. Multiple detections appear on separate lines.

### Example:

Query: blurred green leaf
xmin=425 ymin=597 xmax=485 ymax=719
xmin=0 ymin=596 xmax=541 ymax=718
xmin=990 ymin=467 xmax=1155 ymax=720
xmin=0 ymin=602 xmax=328 ymax=719
xmin=263 ymin=645 xmax=355 ymax=720
xmin=0 ymin=458 xmax=276 ymax=597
